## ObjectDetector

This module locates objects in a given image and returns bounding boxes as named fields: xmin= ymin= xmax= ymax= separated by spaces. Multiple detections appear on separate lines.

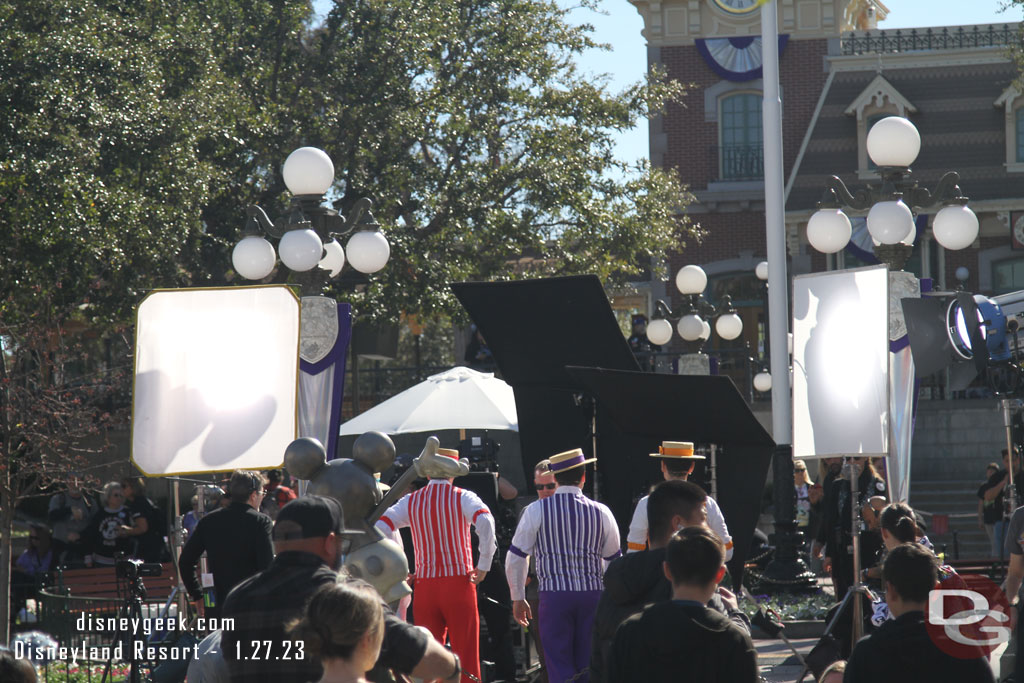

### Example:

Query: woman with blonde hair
xmin=82 ymin=482 xmax=132 ymax=566
xmin=288 ymin=580 xmax=386 ymax=683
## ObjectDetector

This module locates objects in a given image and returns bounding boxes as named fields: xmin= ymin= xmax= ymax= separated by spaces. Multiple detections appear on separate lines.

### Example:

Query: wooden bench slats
xmin=50 ymin=563 xmax=178 ymax=601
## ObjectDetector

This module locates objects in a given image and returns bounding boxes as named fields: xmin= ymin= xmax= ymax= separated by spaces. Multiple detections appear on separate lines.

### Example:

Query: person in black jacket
xmin=844 ymin=543 xmax=994 ymax=683
xmin=590 ymin=479 xmax=749 ymax=683
xmin=220 ymin=495 xmax=462 ymax=683
xmin=178 ymin=470 xmax=273 ymax=619
xmin=608 ymin=526 xmax=758 ymax=683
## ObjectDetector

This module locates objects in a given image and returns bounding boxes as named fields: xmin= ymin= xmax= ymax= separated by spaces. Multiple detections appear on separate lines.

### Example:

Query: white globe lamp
xmin=866 ymin=200 xmax=914 ymax=245
xmin=278 ymin=228 xmax=324 ymax=272
xmin=346 ymin=230 xmax=391 ymax=274
xmin=716 ymin=313 xmax=743 ymax=341
xmin=699 ymin=320 xmax=711 ymax=341
xmin=646 ymin=318 xmax=673 ymax=346
xmin=675 ymin=265 xmax=708 ymax=296
xmin=932 ymin=205 xmax=979 ymax=251
xmin=866 ymin=117 xmax=921 ymax=168
xmin=806 ymin=208 xmax=852 ymax=254
xmin=232 ymin=235 xmax=276 ymax=280
xmin=753 ymin=372 xmax=772 ymax=393
xmin=282 ymin=147 xmax=335 ymax=196
xmin=677 ymin=314 xmax=704 ymax=342
xmin=318 ymin=239 xmax=346 ymax=278
xmin=755 ymin=261 xmax=769 ymax=281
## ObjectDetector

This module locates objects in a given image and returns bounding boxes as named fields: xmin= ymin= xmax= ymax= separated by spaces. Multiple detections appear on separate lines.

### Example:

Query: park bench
xmin=38 ymin=562 xmax=181 ymax=647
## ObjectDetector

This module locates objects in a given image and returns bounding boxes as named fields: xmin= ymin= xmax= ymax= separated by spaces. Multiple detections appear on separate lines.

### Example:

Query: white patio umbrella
xmin=339 ymin=366 xmax=518 ymax=435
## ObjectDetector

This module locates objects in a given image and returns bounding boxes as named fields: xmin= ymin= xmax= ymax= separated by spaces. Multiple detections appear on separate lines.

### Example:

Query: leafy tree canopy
xmin=0 ymin=0 xmax=694 ymax=326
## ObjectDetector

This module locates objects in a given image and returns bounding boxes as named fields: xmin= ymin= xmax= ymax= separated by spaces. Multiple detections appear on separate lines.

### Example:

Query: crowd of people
xmin=7 ymin=443 xmax=1013 ymax=683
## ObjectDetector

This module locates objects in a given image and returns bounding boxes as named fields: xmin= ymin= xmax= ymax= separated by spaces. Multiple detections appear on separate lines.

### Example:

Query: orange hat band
xmin=660 ymin=445 xmax=694 ymax=457
xmin=437 ymin=448 xmax=460 ymax=460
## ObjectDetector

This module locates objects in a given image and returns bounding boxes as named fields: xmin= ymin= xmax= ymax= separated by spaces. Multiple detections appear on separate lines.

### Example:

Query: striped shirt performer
xmin=506 ymin=448 xmax=621 ymax=683
xmin=626 ymin=441 xmax=734 ymax=560
xmin=376 ymin=448 xmax=496 ymax=683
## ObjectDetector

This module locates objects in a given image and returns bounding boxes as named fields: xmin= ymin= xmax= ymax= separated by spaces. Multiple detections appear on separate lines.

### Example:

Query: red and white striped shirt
xmin=376 ymin=480 xmax=496 ymax=579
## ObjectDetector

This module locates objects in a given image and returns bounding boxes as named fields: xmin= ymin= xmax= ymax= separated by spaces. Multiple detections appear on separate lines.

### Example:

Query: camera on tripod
xmin=116 ymin=557 xmax=163 ymax=580
xmin=458 ymin=436 xmax=499 ymax=473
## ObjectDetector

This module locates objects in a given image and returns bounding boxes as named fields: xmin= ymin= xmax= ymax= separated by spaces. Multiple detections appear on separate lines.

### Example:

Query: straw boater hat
xmin=437 ymin=448 xmax=460 ymax=460
xmin=649 ymin=441 xmax=705 ymax=460
xmin=548 ymin=448 xmax=596 ymax=473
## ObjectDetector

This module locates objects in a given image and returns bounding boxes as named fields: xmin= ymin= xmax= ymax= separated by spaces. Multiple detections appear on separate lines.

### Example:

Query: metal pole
xmin=762 ymin=0 xmax=790 ymax=444
xmin=1004 ymin=399 xmax=1017 ymax=551
xmin=759 ymin=1 xmax=812 ymax=588
xmin=850 ymin=465 xmax=864 ymax=643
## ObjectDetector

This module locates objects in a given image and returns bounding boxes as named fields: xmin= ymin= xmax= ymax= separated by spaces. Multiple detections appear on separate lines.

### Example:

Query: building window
xmin=1016 ymin=109 xmax=1024 ymax=163
xmin=993 ymin=258 xmax=1024 ymax=294
xmin=719 ymin=93 xmax=763 ymax=180
xmin=996 ymin=85 xmax=1024 ymax=172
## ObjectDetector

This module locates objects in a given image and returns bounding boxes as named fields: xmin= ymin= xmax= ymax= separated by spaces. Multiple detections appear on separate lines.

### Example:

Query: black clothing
xmin=178 ymin=502 xmax=273 ymax=618
xmin=82 ymin=506 xmax=132 ymax=564
xmin=590 ymin=547 xmax=750 ymax=683
xmin=819 ymin=468 xmax=885 ymax=601
xmin=125 ymin=495 xmax=167 ymax=562
xmin=609 ymin=600 xmax=758 ymax=683
xmin=977 ymin=468 xmax=1024 ymax=523
xmin=844 ymin=611 xmax=994 ymax=683
xmin=221 ymin=550 xmax=431 ymax=683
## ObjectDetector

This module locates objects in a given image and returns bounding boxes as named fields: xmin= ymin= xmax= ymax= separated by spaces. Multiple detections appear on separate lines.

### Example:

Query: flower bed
xmin=742 ymin=589 xmax=833 ymax=622
xmin=40 ymin=662 xmax=130 ymax=683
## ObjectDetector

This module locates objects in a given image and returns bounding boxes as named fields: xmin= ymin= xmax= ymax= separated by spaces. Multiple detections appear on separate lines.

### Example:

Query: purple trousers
xmin=538 ymin=589 xmax=602 ymax=683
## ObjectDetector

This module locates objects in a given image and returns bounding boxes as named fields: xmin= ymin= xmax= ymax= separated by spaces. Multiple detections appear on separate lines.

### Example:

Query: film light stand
xmin=797 ymin=458 xmax=877 ymax=682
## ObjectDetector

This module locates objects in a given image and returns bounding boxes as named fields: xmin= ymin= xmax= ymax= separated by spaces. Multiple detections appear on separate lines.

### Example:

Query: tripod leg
xmin=795 ymin=586 xmax=858 ymax=683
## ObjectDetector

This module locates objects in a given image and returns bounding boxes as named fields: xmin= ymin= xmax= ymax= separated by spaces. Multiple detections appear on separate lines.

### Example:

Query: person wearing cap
xmin=178 ymin=470 xmax=274 ymax=620
xmin=220 ymin=495 xmax=462 ymax=683
xmin=375 ymin=447 xmax=496 ymax=683
xmin=505 ymin=447 xmax=621 ymax=683
xmin=626 ymin=441 xmax=734 ymax=560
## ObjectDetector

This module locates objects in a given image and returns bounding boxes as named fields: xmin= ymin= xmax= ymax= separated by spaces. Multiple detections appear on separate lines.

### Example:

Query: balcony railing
xmin=841 ymin=24 xmax=1019 ymax=56
xmin=714 ymin=144 xmax=764 ymax=182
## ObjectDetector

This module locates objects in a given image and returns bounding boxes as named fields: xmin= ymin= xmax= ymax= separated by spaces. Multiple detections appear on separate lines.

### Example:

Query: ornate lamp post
xmin=231 ymin=147 xmax=391 ymax=293
xmin=231 ymin=146 xmax=392 ymax=471
xmin=646 ymin=265 xmax=744 ymax=375
xmin=805 ymin=117 xmax=979 ymax=268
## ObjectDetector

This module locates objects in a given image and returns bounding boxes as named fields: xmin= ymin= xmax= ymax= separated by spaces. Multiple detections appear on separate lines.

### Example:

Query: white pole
xmin=761 ymin=0 xmax=791 ymax=445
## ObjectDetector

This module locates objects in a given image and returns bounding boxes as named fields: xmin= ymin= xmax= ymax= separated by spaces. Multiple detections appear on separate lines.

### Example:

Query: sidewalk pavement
xmin=754 ymin=634 xmax=1008 ymax=682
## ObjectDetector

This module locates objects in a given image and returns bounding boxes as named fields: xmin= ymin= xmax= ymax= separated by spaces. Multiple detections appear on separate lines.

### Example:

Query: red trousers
xmin=413 ymin=574 xmax=480 ymax=683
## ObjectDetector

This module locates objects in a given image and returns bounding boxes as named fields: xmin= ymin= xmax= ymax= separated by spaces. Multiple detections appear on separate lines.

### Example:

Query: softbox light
xmin=792 ymin=266 xmax=889 ymax=460
xmin=132 ymin=286 xmax=300 ymax=475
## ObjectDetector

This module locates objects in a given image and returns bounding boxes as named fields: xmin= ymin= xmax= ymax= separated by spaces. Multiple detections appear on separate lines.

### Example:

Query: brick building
xmin=626 ymin=0 xmax=1024 ymax=390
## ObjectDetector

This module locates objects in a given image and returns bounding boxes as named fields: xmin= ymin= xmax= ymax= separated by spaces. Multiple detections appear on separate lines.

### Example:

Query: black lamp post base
xmin=758 ymin=445 xmax=818 ymax=591
xmin=759 ymin=528 xmax=818 ymax=591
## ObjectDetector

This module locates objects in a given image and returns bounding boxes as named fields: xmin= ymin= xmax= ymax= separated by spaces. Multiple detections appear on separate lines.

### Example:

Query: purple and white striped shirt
xmin=505 ymin=486 xmax=621 ymax=599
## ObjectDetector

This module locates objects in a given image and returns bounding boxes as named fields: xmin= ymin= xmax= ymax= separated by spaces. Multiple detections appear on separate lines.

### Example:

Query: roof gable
xmin=843 ymin=73 xmax=917 ymax=120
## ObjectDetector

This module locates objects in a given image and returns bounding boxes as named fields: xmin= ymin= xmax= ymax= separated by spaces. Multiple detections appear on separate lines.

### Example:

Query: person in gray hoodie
xmin=589 ymin=479 xmax=750 ymax=683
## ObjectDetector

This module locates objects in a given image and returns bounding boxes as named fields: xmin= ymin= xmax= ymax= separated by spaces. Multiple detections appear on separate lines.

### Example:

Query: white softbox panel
xmin=132 ymin=286 xmax=300 ymax=475
xmin=792 ymin=266 xmax=889 ymax=460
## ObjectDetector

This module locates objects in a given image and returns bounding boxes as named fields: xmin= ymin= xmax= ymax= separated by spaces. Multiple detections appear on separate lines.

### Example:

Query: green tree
xmin=196 ymin=0 xmax=695 ymax=320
